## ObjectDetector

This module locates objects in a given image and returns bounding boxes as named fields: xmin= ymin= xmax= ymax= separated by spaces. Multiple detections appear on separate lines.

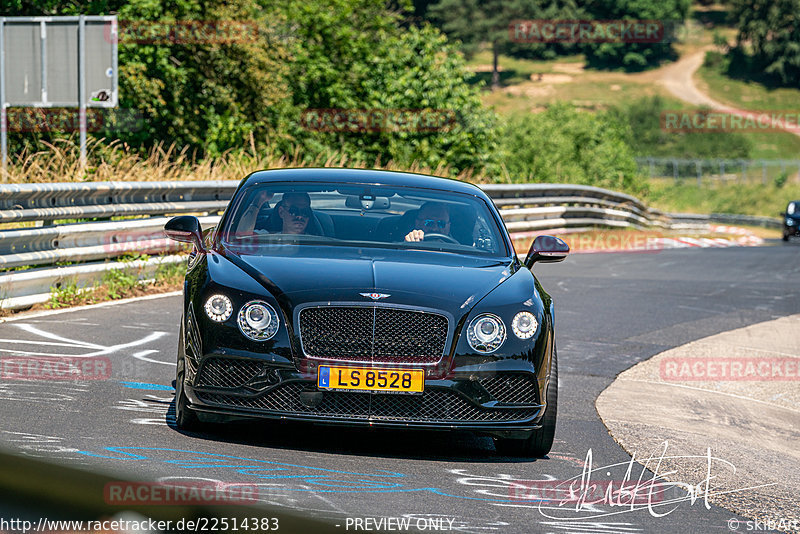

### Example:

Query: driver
xmin=404 ymin=202 xmax=451 ymax=242
xmin=276 ymin=192 xmax=313 ymax=234
xmin=237 ymin=191 xmax=314 ymax=235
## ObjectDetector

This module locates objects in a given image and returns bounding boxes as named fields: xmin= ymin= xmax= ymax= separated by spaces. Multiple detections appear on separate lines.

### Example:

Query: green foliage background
xmin=9 ymin=0 xmax=790 ymax=200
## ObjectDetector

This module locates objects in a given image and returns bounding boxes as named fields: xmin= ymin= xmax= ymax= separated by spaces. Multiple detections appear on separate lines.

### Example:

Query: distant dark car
xmin=164 ymin=168 xmax=569 ymax=457
xmin=782 ymin=201 xmax=800 ymax=241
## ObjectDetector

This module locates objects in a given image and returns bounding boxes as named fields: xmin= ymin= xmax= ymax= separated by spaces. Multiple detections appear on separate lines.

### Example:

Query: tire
xmin=175 ymin=321 xmax=201 ymax=431
xmin=495 ymin=343 xmax=558 ymax=457
xmin=783 ymin=232 xmax=790 ymax=242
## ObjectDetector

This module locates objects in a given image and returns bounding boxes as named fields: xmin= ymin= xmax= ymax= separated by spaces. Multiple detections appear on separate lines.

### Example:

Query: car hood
xmin=220 ymin=245 xmax=515 ymax=315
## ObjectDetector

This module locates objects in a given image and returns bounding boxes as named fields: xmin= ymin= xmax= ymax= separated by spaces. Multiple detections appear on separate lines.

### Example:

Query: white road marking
xmin=15 ymin=324 xmax=105 ymax=349
xmin=133 ymin=349 xmax=175 ymax=366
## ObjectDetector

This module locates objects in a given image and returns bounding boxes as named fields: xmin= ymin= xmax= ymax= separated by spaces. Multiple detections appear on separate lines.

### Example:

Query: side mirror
xmin=525 ymin=235 xmax=569 ymax=269
xmin=164 ymin=216 xmax=205 ymax=252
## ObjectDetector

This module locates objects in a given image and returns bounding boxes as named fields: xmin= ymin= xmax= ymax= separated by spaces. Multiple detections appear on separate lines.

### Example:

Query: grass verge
xmin=647 ymin=179 xmax=800 ymax=217
xmin=45 ymin=255 xmax=184 ymax=310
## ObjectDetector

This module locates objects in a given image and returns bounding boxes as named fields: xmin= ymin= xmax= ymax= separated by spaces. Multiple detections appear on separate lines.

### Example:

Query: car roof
xmin=242 ymin=168 xmax=489 ymax=198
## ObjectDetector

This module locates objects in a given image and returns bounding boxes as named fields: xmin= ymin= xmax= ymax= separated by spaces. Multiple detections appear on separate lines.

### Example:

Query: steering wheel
xmin=423 ymin=232 xmax=459 ymax=244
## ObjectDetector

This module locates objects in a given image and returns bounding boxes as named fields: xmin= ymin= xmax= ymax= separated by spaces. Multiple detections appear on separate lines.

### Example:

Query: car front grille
xmin=299 ymin=306 xmax=448 ymax=364
xmin=196 ymin=358 xmax=267 ymax=389
xmin=480 ymin=374 xmax=539 ymax=405
xmin=196 ymin=383 xmax=537 ymax=423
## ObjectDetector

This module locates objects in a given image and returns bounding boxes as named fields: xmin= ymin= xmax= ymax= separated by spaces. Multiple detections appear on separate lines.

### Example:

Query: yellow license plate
xmin=317 ymin=366 xmax=424 ymax=393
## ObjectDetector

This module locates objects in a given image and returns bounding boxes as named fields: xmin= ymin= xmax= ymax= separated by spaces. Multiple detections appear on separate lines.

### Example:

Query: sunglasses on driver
xmin=421 ymin=218 xmax=449 ymax=229
xmin=285 ymin=205 xmax=312 ymax=219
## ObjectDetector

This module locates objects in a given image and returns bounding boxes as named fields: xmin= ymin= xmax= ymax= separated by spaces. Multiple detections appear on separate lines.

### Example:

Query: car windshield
xmin=220 ymin=182 xmax=508 ymax=257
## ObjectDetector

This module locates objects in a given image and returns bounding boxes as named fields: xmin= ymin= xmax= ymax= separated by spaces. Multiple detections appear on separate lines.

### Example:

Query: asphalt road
xmin=1 ymin=242 xmax=798 ymax=534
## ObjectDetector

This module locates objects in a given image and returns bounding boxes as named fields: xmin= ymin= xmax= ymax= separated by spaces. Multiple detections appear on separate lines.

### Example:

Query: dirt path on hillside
xmin=657 ymin=47 xmax=800 ymax=138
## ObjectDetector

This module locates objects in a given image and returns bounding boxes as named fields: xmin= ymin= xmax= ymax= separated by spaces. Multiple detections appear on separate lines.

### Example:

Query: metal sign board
xmin=1 ymin=16 xmax=117 ymax=108
xmin=0 ymin=15 xmax=118 ymax=171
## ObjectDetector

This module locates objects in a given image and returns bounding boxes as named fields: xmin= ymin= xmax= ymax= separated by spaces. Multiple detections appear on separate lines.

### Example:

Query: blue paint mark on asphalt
xmin=120 ymin=382 xmax=174 ymax=391
xmin=74 ymin=447 xmax=543 ymax=503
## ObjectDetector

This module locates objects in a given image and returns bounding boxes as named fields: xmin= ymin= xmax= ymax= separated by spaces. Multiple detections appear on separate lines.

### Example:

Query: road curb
xmin=596 ymin=315 xmax=800 ymax=532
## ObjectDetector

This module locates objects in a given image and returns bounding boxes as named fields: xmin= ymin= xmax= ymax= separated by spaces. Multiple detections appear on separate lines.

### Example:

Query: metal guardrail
xmin=668 ymin=212 xmax=782 ymax=229
xmin=637 ymin=157 xmax=800 ymax=184
xmin=0 ymin=180 xmax=779 ymax=310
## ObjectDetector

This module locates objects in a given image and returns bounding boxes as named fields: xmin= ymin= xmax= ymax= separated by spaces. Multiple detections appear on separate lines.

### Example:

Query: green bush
xmin=497 ymin=104 xmax=647 ymax=197
xmin=102 ymin=264 xmax=141 ymax=300
xmin=607 ymin=96 xmax=752 ymax=159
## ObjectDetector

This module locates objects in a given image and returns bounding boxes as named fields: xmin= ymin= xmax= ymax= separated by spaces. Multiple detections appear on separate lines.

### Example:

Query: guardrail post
xmin=672 ymin=159 xmax=678 ymax=183
xmin=0 ymin=18 xmax=6 ymax=179
xmin=78 ymin=15 xmax=87 ymax=167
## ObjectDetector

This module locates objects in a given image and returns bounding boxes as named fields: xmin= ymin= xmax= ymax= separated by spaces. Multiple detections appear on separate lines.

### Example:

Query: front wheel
xmin=175 ymin=321 xmax=201 ymax=431
xmin=495 ymin=343 xmax=558 ymax=457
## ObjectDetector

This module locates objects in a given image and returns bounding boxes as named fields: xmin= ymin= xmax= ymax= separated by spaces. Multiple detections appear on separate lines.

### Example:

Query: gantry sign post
xmin=0 ymin=15 xmax=118 ymax=177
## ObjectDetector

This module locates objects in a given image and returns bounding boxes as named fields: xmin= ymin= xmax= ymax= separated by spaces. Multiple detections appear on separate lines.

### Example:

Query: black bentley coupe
xmin=164 ymin=168 xmax=569 ymax=456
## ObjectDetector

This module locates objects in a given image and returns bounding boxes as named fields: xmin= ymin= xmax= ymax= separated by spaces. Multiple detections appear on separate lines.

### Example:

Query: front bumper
xmin=184 ymin=354 xmax=546 ymax=439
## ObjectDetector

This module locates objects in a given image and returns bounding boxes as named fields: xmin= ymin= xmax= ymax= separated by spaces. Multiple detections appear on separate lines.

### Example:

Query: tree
xmin=731 ymin=0 xmax=800 ymax=85
xmin=583 ymin=0 xmax=690 ymax=70
xmin=115 ymin=0 xmax=293 ymax=155
xmin=428 ymin=0 xmax=580 ymax=90
xmin=279 ymin=0 xmax=498 ymax=172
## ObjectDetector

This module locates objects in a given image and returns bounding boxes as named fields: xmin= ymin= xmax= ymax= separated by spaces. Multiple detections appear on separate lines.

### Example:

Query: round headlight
xmin=205 ymin=294 xmax=232 ymax=322
xmin=238 ymin=300 xmax=280 ymax=341
xmin=512 ymin=311 xmax=539 ymax=339
xmin=787 ymin=218 xmax=795 ymax=226
xmin=467 ymin=314 xmax=506 ymax=353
